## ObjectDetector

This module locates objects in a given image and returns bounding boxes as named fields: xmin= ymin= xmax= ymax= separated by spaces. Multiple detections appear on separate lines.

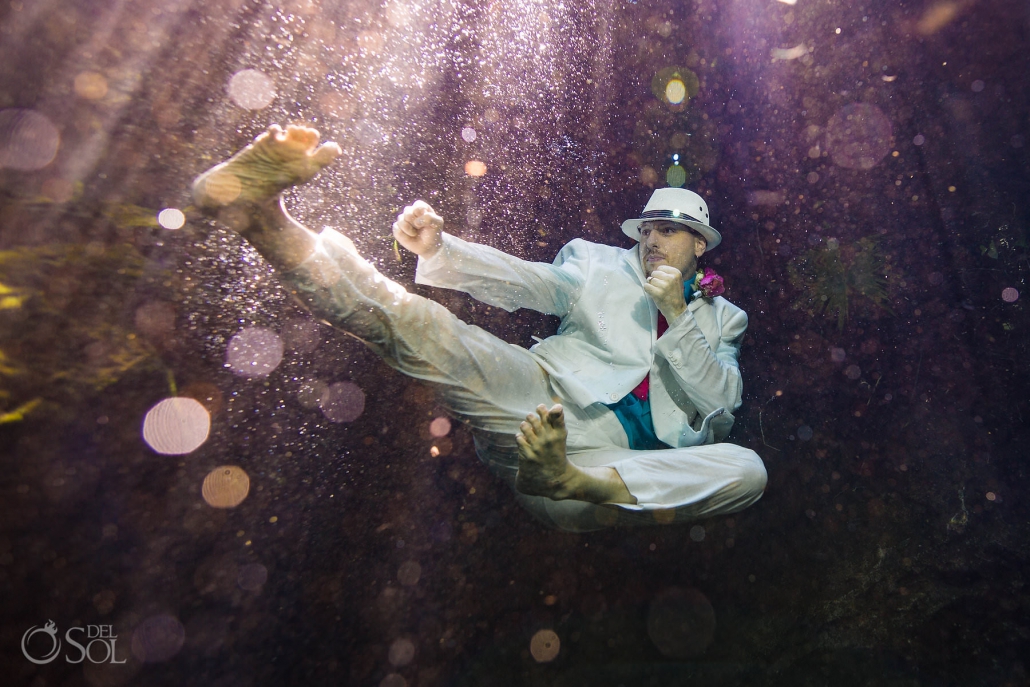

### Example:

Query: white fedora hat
xmin=621 ymin=187 xmax=722 ymax=251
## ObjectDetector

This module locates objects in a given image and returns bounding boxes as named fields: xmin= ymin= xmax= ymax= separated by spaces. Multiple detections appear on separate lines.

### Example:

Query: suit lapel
xmin=688 ymin=297 xmax=720 ymax=352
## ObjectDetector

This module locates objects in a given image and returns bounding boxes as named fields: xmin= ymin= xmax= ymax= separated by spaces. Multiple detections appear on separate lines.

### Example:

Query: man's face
xmin=638 ymin=221 xmax=707 ymax=278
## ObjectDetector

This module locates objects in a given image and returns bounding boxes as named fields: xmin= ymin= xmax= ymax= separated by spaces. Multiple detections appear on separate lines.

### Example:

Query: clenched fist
xmin=643 ymin=265 xmax=687 ymax=322
xmin=393 ymin=200 xmax=444 ymax=258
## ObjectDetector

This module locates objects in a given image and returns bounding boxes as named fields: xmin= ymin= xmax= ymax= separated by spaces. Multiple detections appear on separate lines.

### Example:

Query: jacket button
xmin=609 ymin=392 xmax=619 ymax=401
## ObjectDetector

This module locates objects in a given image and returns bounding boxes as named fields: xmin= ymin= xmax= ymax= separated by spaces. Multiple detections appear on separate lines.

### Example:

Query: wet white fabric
xmin=282 ymin=228 xmax=766 ymax=531
xmin=415 ymin=233 xmax=750 ymax=446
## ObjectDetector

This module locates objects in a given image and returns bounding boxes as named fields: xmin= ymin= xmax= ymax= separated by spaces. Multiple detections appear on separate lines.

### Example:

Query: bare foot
xmin=515 ymin=404 xmax=578 ymax=499
xmin=192 ymin=124 xmax=341 ymax=213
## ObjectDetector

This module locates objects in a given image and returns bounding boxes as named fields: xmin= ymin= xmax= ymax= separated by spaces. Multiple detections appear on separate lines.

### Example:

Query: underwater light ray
xmin=258 ymin=0 xmax=473 ymax=229
xmin=466 ymin=0 xmax=615 ymax=242
xmin=0 ymin=0 xmax=208 ymax=243
xmin=73 ymin=0 xmax=277 ymax=212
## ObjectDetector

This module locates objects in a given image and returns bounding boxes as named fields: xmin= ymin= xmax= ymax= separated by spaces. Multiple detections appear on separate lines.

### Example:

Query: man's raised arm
xmin=393 ymin=201 xmax=584 ymax=317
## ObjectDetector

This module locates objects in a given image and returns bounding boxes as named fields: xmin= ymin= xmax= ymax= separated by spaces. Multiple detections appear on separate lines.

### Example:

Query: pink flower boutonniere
xmin=693 ymin=267 xmax=726 ymax=300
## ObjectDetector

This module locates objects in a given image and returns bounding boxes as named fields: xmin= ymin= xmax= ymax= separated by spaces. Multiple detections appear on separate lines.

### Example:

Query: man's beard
xmin=642 ymin=252 xmax=699 ymax=279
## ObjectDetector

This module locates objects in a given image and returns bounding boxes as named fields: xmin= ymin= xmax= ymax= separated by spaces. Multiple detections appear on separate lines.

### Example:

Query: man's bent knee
xmin=736 ymin=449 xmax=768 ymax=503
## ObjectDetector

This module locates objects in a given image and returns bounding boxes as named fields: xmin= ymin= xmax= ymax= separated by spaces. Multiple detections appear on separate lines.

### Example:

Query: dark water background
xmin=2 ymin=0 xmax=1029 ymax=684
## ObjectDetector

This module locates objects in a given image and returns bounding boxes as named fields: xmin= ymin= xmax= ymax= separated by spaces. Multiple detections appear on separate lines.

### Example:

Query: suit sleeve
xmin=414 ymin=233 xmax=585 ymax=317
xmin=653 ymin=304 xmax=747 ymax=422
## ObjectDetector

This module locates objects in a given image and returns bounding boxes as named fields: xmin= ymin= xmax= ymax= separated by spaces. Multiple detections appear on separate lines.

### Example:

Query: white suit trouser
xmin=282 ymin=229 xmax=767 ymax=531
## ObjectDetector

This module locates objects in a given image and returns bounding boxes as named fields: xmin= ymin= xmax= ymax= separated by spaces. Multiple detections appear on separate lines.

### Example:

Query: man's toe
xmin=547 ymin=404 xmax=565 ymax=429
xmin=312 ymin=142 xmax=342 ymax=165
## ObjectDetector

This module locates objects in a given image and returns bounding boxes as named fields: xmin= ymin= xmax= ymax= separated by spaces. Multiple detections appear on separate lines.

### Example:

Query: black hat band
xmin=639 ymin=209 xmax=705 ymax=224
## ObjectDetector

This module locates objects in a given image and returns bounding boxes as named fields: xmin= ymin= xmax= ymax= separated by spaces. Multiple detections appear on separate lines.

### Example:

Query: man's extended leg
xmin=193 ymin=126 xmax=626 ymax=530
xmin=193 ymin=124 xmax=555 ymax=436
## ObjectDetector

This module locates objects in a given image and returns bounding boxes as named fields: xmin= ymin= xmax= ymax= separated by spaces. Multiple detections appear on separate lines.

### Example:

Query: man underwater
xmin=193 ymin=124 xmax=766 ymax=531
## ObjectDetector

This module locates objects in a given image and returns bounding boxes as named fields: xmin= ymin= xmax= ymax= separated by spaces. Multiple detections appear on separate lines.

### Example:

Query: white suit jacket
xmin=415 ymin=233 xmax=748 ymax=446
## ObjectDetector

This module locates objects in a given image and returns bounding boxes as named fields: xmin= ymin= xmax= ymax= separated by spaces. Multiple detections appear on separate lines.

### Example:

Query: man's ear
xmin=695 ymin=238 xmax=707 ymax=257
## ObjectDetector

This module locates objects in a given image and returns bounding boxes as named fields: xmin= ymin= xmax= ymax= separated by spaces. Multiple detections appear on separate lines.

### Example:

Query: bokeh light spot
xmin=640 ymin=165 xmax=659 ymax=186
xmin=971 ymin=79 xmax=985 ymax=92
xmin=398 ymin=560 xmax=421 ymax=586
xmin=142 ymin=397 xmax=211 ymax=455
xmin=748 ymin=190 xmax=785 ymax=206
xmin=830 ymin=347 xmax=846 ymax=363
xmin=380 ymin=674 xmax=407 ymax=687
xmin=665 ymin=79 xmax=686 ymax=105
xmin=461 ymin=127 xmax=477 ymax=142
xmin=651 ymin=67 xmax=698 ymax=105
xmin=0 ymin=109 xmax=60 ymax=171
xmin=647 ymin=587 xmax=716 ymax=658
xmin=158 ymin=208 xmax=185 ymax=230
xmin=917 ymin=2 xmax=965 ymax=34
xmin=771 ymin=44 xmax=807 ymax=61
xmin=226 ymin=327 xmax=284 ymax=379
xmin=388 ymin=638 xmax=415 ymax=666
xmin=825 ymin=103 xmax=893 ymax=170
xmin=465 ymin=160 xmax=487 ymax=176
xmin=202 ymin=466 xmax=251 ymax=508
xmin=319 ymin=381 xmax=365 ymax=423
xmin=1001 ymin=287 xmax=1019 ymax=303
xmin=74 ymin=71 xmax=108 ymax=100
xmin=237 ymin=563 xmax=268 ymax=591
xmin=986 ymin=492 xmax=997 ymax=502
xmin=93 ymin=589 xmax=116 ymax=615
xmin=530 ymin=629 xmax=560 ymax=662
xmin=228 ymin=69 xmax=276 ymax=110
xmin=689 ymin=525 xmax=705 ymax=542
xmin=429 ymin=416 xmax=452 ymax=437
xmin=797 ymin=425 xmax=814 ymax=441
xmin=666 ymin=164 xmax=686 ymax=188
xmin=131 ymin=615 xmax=185 ymax=663
xmin=135 ymin=300 xmax=176 ymax=342
xmin=913 ymin=134 xmax=926 ymax=146
xmin=845 ymin=365 xmax=862 ymax=380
